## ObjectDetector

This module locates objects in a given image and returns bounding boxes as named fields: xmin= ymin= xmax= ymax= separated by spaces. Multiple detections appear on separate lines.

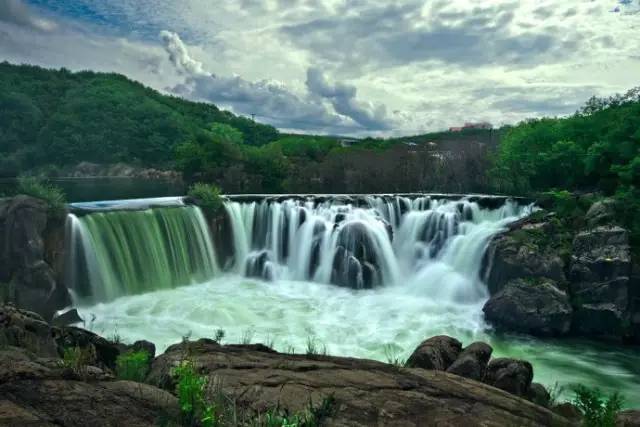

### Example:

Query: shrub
xmin=16 ymin=176 xmax=66 ymax=216
xmin=116 ymin=350 xmax=151 ymax=382
xmin=60 ymin=346 xmax=92 ymax=379
xmin=188 ymin=182 xmax=222 ymax=216
xmin=173 ymin=360 xmax=218 ymax=426
xmin=572 ymin=385 xmax=624 ymax=427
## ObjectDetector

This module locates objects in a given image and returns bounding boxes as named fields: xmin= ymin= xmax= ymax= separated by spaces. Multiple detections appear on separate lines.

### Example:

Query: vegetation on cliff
xmin=490 ymin=88 xmax=640 ymax=244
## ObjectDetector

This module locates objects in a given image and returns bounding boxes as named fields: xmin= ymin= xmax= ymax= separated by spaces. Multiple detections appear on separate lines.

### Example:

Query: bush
xmin=116 ymin=350 xmax=151 ymax=382
xmin=16 ymin=176 xmax=66 ymax=216
xmin=572 ymin=385 xmax=624 ymax=427
xmin=188 ymin=182 xmax=223 ymax=216
xmin=60 ymin=346 xmax=92 ymax=379
xmin=173 ymin=360 xmax=218 ymax=426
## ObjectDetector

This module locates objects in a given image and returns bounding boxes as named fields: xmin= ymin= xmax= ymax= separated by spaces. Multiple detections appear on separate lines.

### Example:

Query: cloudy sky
xmin=1 ymin=0 xmax=639 ymax=136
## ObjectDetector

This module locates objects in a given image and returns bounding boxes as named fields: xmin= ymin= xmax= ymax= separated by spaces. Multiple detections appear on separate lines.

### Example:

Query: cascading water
xmin=69 ymin=195 xmax=640 ymax=406
xmin=66 ymin=204 xmax=218 ymax=302
xmin=223 ymin=196 xmax=532 ymax=302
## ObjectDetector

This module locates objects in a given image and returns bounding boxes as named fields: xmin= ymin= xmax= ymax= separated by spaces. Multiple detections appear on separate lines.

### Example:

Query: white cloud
xmin=2 ymin=0 xmax=639 ymax=136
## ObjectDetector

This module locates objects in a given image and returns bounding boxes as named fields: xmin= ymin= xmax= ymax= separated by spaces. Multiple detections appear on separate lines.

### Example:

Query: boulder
xmin=527 ymin=382 xmax=551 ymax=407
xmin=483 ymin=278 xmax=573 ymax=336
xmin=484 ymin=358 xmax=533 ymax=397
xmin=585 ymin=198 xmax=617 ymax=228
xmin=331 ymin=222 xmax=383 ymax=289
xmin=147 ymin=338 xmax=570 ymax=426
xmin=0 ymin=304 xmax=58 ymax=357
xmin=447 ymin=341 xmax=493 ymax=381
xmin=405 ymin=335 xmax=462 ymax=370
xmin=483 ymin=215 xmax=567 ymax=295
xmin=570 ymin=226 xmax=632 ymax=337
xmin=131 ymin=339 xmax=156 ymax=359
xmin=52 ymin=308 xmax=84 ymax=327
xmin=617 ymin=410 xmax=640 ymax=426
xmin=0 ymin=196 xmax=69 ymax=319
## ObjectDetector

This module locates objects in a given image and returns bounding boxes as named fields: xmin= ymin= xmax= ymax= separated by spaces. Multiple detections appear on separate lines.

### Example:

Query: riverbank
xmin=0 ymin=304 xmax=601 ymax=426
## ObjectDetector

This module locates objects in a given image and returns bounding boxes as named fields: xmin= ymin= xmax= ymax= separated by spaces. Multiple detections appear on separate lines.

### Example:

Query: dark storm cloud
xmin=0 ymin=0 xmax=55 ymax=31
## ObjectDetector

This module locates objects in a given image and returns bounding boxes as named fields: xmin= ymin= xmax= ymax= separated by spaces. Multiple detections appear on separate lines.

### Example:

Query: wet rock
xmin=570 ymin=226 xmax=631 ymax=337
xmin=482 ymin=215 xmax=567 ymax=295
xmin=148 ymin=338 xmax=570 ymax=426
xmin=483 ymin=278 xmax=573 ymax=336
xmin=406 ymin=335 xmax=462 ymax=370
xmin=245 ymin=250 xmax=273 ymax=281
xmin=0 ymin=196 xmax=70 ymax=319
xmin=484 ymin=358 xmax=533 ymax=397
xmin=52 ymin=308 xmax=84 ymax=327
xmin=447 ymin=341 xmax=493 ymax=381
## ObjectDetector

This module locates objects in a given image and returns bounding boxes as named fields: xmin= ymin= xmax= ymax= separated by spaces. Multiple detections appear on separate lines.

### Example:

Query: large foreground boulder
xmin=0 ymin=305 xmax=58 ymax=357
xmin=405 ymin=335 xmax=462 ymax=370
xmin=483 ymin=278 xmax=573 ymax=336
xmin=148 ymin=339 xmax=570 ymax=426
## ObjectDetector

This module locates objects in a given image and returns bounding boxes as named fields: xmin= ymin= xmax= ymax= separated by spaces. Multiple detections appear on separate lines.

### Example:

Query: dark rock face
xmin=0 ymin=305 xmax=58 ymax=357
xmin=528 ymin=382 xmax=551 ymax=407
xmin=570 ymin=226 xmax=632 ymax=337
xmin=483 ymin=278 xmax=573 ymax=336
xmin=585 ymin=198 xmax=617 ymax=228
xmin=148 ymin=339 xmax=570 ymax=427
xmin=405 ymin=335 xmax=462 ymax=370
xmin=0 ymin=196 xmax=69 ymax=319
xmin=331 ymin=221 xmax=383 ymax=289
xmin=483 ymin=215 xmax=567 ymax=295
xmin=484 ymin=358 xmax=533 ymax=397
xmin=447 ymin=341 xmax=493 ymax=381
xmin=52 ymin=308 xmax=83 ymax=327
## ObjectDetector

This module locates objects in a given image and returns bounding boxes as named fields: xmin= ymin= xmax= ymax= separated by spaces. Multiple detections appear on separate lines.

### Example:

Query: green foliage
xmin=174 ymin=360 xmax=218 ymax=426
xmin=213 ymin=328 xmax=226 ymax=344
xmin=305 ymin=337 xmax=327 ymax=356
xmin=572 ymin=385 xmax=624 ymax=427
xmin=60 ymin=346 xmax=92 ymax=379
xmin=490 ymin=87 xmax=640 ymax=196
xmin=188 ymin=183 xmax=223 ymax=216
xmin=15 ymin=176 xmax=66 ymax=216
xmin=0 ymin=62 xmax=278 ymax=173
xmin=116 ymin=350 xmax=151 ymax=382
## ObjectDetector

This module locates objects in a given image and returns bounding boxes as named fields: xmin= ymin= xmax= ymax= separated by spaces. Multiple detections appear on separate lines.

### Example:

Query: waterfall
xmin=66 ymin=205 xmax=218 ymax=302
xmin=223 ymin=196 xmax=532 ymax=301
xmin=66 ymin=194 xmax=531 ymax=305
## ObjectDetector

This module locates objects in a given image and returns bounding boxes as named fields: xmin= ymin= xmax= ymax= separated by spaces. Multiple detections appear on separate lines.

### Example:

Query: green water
xmin=71 ymin=206 xmax=218 ymax=302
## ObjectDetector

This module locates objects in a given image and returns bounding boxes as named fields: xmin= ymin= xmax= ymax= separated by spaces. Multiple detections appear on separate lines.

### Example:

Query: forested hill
xmin=0 ymin=62 xmax=278 ymax=175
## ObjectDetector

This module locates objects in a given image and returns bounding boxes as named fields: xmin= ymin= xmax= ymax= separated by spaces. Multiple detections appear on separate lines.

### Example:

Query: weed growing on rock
xmin=214 ymin=328 xmax=226 ymax=344
xmin=572 ymin=385 xmax=624 ymax=427
xmin=60 ymin=346 xmax=92 ymax=380
xmin=116 ymin=350 xmax=151 ymax=382
xmin=16 ymin=176 xmax=66 ymax=217
xmin=383 ymin=344 xmax=406 ymax=368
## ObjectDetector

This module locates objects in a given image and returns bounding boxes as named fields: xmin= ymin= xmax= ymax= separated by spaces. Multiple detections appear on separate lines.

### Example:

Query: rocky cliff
xmin=482 ymin=199 xmax=640 ymax=343
xmin=0 ymin=196 xmax=69 ymax=320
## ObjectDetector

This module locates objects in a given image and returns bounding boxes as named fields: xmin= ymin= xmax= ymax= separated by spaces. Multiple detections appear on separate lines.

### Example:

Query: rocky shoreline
xmin=5 ymin=304 xmax=628 ymax=426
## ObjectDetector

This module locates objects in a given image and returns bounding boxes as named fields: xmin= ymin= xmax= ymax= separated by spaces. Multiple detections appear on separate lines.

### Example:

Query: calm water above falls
xmin=67 ymin=195 xmax=640 ymax=407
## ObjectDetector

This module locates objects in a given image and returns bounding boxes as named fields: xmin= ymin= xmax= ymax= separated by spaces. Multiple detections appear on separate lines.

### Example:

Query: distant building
xmin=449 ymin=122 xmax=492 ymax=132
xmin=339 ymin=138 xmax=358 ymax=147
